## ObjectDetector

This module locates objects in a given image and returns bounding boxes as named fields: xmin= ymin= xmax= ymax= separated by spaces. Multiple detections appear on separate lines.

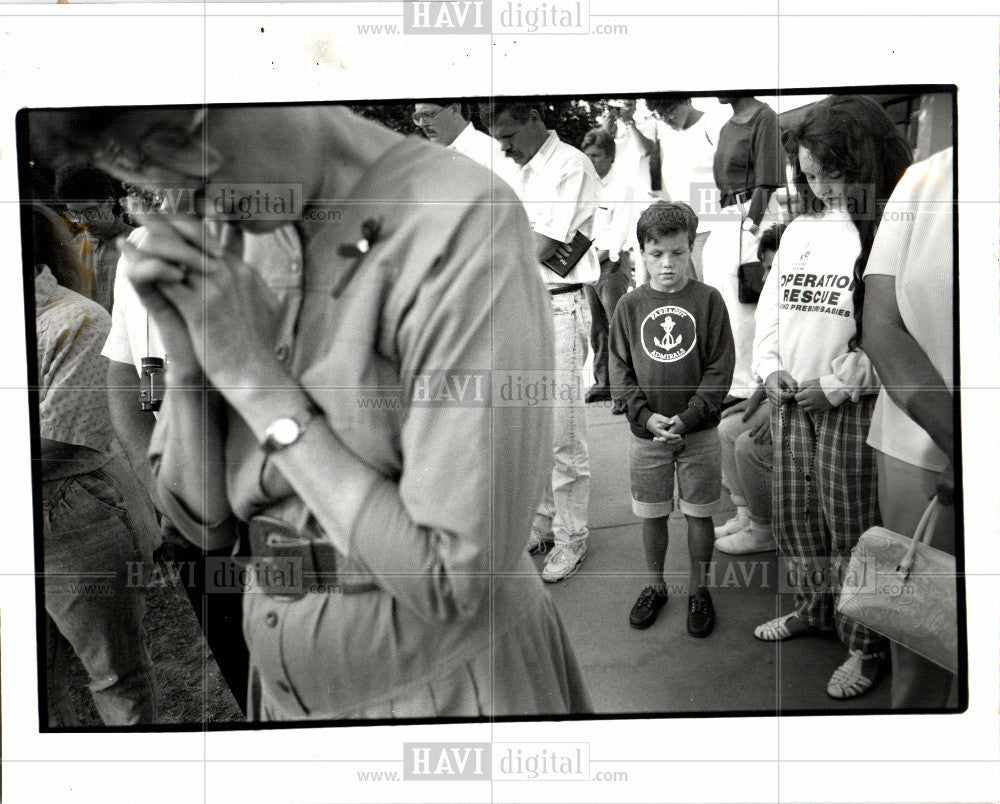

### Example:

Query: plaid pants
xmin=771 ymin=396 xmax=886 ymax=655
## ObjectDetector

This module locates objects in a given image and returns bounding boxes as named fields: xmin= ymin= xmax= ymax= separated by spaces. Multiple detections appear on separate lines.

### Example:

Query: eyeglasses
xmin=411 ymin=106 xmax=448 ymax=125
xmin=96 ymin=108 xmax=224 ymax=186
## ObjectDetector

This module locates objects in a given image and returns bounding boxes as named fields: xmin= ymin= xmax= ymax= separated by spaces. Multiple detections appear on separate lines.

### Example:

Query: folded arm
xmin=609 ymin=302 xmax=653 ymax=429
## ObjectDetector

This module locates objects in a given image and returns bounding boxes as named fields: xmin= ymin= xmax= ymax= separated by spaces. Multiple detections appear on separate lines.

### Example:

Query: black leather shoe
xmin=585 ymin=386 xmax=612 ymax=403
xmin=629 ymin=584 xmax=668 ymax=629
xmin=687 ymin=588 xmax=715 ymax=637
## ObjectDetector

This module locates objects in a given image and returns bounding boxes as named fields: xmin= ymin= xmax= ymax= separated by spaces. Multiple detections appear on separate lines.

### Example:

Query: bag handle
xmin=897 ymin=497 xmax=941 ymax=580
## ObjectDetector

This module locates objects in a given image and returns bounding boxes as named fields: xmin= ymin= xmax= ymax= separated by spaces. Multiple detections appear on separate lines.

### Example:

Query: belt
xmin=247 ymin=515 xmax=379 ymax=599
xmin=548 ymin=283 xmax=584 ymax=296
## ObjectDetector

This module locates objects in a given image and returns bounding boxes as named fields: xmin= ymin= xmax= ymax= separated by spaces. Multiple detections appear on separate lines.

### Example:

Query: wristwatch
xmin=742 ymin=218 xmax=760 ymax=236
xmin=261 ymin=407 xmax=320 ymax=455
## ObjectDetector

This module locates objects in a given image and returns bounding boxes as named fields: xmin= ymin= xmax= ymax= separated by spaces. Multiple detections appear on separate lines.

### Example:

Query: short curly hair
xmin=645 ymin=97 xmax=690 ymax=118
xmin=580 ymin=127 xmax=615 ymax=159
xmin=636 ymin=200 xmax=699 ymax=249
xmin=757 ymin=223 xmax=787 ymax=260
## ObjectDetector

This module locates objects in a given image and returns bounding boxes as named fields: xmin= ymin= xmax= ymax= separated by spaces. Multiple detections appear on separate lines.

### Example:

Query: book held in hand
xmin=542 ymin=229 xmax=594 ymax=278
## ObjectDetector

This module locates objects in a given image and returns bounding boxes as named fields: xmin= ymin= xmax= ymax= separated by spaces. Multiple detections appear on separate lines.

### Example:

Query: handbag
xmin=837 ymin=498 xmax=957 ymax=674
xmin=735 ymin=185 xmax=765 ymax=303
xmin=737 ymin=260 xmax=766 ymax=304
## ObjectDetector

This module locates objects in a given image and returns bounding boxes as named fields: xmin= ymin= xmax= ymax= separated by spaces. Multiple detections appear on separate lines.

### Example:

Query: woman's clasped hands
xmin=118 ymin=212 xmax=280 ymax=388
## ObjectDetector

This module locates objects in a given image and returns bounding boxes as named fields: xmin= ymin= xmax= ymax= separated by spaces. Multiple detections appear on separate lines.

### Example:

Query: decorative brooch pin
xmin=337 ymin=218 xmax=382 ymax=259
xmin=333 ymin=218 xmax=382 ymax=297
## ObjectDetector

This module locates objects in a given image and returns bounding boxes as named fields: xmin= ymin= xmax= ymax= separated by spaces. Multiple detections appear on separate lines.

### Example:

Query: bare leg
xmin=686 ymin=515 xmax=715 ymax=593
xmin=641 ymin=516 xmax=670 ymax=587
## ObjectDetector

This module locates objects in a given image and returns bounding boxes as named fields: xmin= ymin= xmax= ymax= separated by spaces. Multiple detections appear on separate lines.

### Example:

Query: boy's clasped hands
xmin=645 ymin=413 xmax=686 ymax=448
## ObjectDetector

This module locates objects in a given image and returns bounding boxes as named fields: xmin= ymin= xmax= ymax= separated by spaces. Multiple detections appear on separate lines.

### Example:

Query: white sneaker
xmin=714 ymin=507 xmax=750 ymax=539
xmin=716 ymin=520 xmax=775 ymax=554
xmin=542 ymin=543 xmax=587 ymax=583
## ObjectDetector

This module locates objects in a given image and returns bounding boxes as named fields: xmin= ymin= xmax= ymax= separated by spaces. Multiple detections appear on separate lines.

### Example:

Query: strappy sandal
xmin=826 ymin=651 xmax=884 ymax=699
xmin=753 ymin=612 xmax=818 ymax=641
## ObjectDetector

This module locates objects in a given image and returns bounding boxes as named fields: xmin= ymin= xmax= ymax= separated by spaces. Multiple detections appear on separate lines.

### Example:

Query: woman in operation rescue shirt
xmin=35 ymin=104 xmax=592 ymax=720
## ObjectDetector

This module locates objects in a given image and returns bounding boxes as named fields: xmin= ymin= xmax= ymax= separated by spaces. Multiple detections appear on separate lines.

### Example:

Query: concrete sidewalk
xmin=538 ymin=402 xmax=892 ymax=715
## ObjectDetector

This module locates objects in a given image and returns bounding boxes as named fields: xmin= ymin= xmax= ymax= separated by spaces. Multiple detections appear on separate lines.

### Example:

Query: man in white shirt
xmin=580 ymin=126 xmax=640 ymax=413
xmin=481 ymin=99 xmax=600 ymax=583
xmin=647 ymin=97 xmax=725 ymax=280
xmin=599 ymin=101 xmax=658 ymax=286
xmin=413 ymin=100 xmax=520 ymax=191
xmin=650 ymin=99 xmax=723 ymax=200
xmin=601 ymin=100 xmax=654 ymax=200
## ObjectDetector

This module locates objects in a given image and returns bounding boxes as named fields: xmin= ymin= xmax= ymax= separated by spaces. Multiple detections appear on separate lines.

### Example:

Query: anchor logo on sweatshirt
xmin=654 ymin=316 xmax=683 ymax=352
xmin=641 ymin=305 xmax=697 ymax=363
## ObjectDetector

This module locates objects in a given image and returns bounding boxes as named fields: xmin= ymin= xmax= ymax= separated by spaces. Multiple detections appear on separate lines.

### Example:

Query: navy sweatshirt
xmin=609 ymin=280 xmax=735 ymax=439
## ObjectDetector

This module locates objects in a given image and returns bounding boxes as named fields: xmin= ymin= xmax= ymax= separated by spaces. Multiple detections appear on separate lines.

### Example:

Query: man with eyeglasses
xmin=412 ymin=100 xmax=520 ymax=191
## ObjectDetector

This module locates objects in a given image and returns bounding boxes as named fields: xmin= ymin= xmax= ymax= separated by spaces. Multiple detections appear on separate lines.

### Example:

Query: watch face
xmin=271 ymin=417 xmax=300 ymax=445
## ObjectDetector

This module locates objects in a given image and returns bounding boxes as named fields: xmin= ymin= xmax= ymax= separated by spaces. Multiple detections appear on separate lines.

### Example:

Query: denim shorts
xmin=628 ymin=427 xmax=723 ymax=519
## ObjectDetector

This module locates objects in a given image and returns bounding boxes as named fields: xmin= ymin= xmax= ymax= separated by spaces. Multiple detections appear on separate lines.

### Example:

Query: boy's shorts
xmin=628 ymin=427 xmax=723 ymax=519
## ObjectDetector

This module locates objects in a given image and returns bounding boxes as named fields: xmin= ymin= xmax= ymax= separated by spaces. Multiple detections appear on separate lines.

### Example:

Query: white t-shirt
xmin=864 ymin=147 xmax=953 ymax=472
xmin=519 ymin=130 xmax=601 ymax=286
xmin=102 ymin=224 xmax=303 ymax=375
xmin=753 ymin=207 xmax=878 ymax=406
xmin=448 ymin=122 xmax=521 ymax=194
xmin=593 ymin=159 xmax=646 ymax=261
xmin=102 ymin=227 xmax=161 ymax=374
xmin=659 ymin=110 xmax=723 ymax=222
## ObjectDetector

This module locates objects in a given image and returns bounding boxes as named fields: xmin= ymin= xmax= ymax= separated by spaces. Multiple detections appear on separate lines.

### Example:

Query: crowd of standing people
xmin=26 ymin=91 xmax=957 ymax=725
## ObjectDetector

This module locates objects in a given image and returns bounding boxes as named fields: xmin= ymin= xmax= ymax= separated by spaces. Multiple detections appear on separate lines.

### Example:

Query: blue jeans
xmin=534 ymin=289 xmax=591 ymax=548
xmin=42 ymin=454 xmax=160 ymax=725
